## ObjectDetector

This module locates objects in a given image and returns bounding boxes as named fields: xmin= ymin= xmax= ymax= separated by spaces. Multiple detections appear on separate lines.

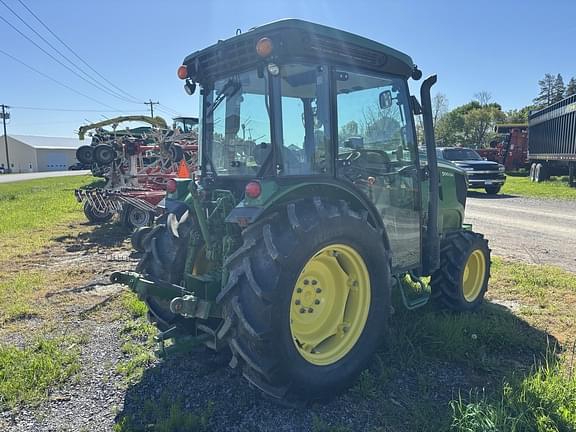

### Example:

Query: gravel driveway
xmin=465 ymin=192 xmax=576 ymax=272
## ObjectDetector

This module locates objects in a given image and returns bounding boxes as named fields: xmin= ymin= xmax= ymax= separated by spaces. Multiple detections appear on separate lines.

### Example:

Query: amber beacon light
xmin=256 ymin=37 xmax=273 ymax=57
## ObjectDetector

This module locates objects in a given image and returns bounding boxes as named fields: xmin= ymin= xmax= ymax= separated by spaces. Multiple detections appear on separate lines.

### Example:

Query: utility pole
xmin=144 ymin=99 xmax=159 ymax=118
xmin=1 ymin=104 xmax=10 ymax=173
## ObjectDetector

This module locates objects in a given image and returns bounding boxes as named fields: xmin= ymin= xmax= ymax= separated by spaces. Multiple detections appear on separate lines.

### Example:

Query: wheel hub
xmin=462 ymin=249 xmax=486 ymax=302
xmin=289 ymin=244 xmax=371 ymax=366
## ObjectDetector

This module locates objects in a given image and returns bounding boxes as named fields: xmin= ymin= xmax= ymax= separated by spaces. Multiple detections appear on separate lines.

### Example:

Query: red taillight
xmin=166 ymin=179 xmax=177 ymax=193
xmin=245 ymin=181 xmax=262 ymax=199
xmin=177 ymin=65 xmax=188 ymax=80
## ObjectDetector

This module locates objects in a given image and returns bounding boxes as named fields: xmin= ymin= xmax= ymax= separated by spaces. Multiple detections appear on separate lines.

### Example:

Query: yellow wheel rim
xmin=462 ymin=249 xmax=486 ymax=302
xmin=289 ymin=244 xmax=371 ymax=366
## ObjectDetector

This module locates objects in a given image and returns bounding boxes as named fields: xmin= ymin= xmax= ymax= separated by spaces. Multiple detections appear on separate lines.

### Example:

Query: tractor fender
xmin=227 ymin=180 xmax=390 ymax=251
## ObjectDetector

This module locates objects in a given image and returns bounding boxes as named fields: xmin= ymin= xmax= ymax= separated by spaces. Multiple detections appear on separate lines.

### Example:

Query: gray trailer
xmin=528 ymin=93 xmax=576 ymax=187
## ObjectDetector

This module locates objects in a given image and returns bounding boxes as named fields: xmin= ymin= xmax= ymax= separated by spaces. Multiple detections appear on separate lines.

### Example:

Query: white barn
xmin=0 ymin=135 xmax=82 ymax=173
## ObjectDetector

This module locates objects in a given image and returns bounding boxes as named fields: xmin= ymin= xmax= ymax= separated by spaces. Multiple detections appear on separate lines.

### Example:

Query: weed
xmin=350 ymin=370 xmax=380 ymax=399
xmin=0 ymin=337 xmax=80 ymax=409
xmin=115 ymin=397 xmax=213 ymax=432
xmin=450 ymin=350 xmax=576 ymax=431
xmin=116 ymin=296 xmax=157 ymax=383
xmin=121 ymin=292 xmax=148 ymax=319
xmin=311 ymin=415 xmax=352 ymax=432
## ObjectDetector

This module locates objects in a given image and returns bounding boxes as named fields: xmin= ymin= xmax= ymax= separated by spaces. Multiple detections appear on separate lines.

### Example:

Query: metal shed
xmin=0 ymin=134 xmax=82 ymax=173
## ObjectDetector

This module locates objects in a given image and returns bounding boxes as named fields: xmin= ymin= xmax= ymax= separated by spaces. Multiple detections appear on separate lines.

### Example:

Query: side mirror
xmin=379 ymin=90 xmax=393 ymax=109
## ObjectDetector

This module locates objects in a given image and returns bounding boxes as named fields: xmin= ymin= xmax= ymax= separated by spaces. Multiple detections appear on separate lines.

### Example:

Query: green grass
xmin=0 ymin=175 xmax=97 ymax=261
xmin=121 ymin=291 xmax=149 ymax=319
xmin=501 ymin=175 xmax=576 ymax=200
xmin=0 ymin=271 xmax=44 ymax=323
xmin=450 ymin=351 xmax=576 ymax=431
xmin=0 ymin=337 xmax=80 ymax=409
xmin=116 ymin=292 xmax=157 ymax=383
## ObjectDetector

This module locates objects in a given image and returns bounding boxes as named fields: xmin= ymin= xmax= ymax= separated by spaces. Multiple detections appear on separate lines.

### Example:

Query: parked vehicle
xmin=112 ymin=19 xmax=491 ymax=404
xmin=476 ymin=124 xmax=528 ymax=172
xmin=68 ymin=162 xmax=91 ymax=170
xmin=437 ymin=147 xmax=506 ymax=194
xmin=528 ymin=94 xmax=576 ymax=187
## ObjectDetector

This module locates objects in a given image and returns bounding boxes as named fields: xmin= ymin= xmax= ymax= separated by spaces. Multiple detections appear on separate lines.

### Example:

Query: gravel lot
xmin=465 ymin=192 xmax=576 ymax=272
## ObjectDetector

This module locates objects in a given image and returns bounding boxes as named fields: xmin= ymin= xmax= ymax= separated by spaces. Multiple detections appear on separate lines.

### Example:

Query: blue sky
xmin=1 ymin=0 xmax=575 ymax=137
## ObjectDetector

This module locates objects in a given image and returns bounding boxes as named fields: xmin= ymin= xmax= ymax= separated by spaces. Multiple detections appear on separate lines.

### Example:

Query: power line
xmin=0 ymin=0 xmax=139 ymax=105
xmin=0 ymin=48 xmax=119 ymax=110
xmin=0 ymin=12 xmax=137 ymax=106
xmin=15 ymin=0 xmax=144 ymax=104
xmin=158 ymin=103 xmax=183 ymax=116
xmin=10 ymin=105 xmax=148 ymax=113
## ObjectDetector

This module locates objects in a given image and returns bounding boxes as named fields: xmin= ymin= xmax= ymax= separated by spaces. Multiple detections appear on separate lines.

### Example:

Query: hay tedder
xmin=74 ymin=116 xmax=198 ymax=230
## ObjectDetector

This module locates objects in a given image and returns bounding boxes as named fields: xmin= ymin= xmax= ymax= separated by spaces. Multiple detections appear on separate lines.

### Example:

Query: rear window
xmin=442 ymin=148 xmax=482 ymax=161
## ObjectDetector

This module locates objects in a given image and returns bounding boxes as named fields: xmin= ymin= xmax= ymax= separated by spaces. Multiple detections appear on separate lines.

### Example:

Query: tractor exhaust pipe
xmin=420 ymin=75 xmax=440 ymax=273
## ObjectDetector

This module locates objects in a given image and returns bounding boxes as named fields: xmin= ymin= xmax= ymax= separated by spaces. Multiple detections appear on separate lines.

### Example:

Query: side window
xmin=280 ymin=64 xmax=331 ymax=175
xmin=336 ymin=71 xmax=416 ymax=168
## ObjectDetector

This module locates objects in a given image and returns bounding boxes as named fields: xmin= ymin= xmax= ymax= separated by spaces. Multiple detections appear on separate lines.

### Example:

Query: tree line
xmin=426 ymin=73 xmax=576 ymax=148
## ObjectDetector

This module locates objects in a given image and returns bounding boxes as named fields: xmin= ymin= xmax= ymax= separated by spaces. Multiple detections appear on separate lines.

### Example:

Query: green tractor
xmin=113 ymin=19 xmax=490 ymax=404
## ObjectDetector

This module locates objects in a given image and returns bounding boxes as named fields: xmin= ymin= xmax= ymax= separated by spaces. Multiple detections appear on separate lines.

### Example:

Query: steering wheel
xmin=345 ymin=149 xmax=391 ymax=164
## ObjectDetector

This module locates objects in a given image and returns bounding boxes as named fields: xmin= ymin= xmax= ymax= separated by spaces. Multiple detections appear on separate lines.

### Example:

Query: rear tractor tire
xmin=431 ymin=231 xmax=490 ymax=311
xmin=135 ymin=208 xmax=194 ymax=329
xmin=217 ymin=198 xmax=391 ymax=404
xmin=131 ymin=226 xmax=152 ymax=252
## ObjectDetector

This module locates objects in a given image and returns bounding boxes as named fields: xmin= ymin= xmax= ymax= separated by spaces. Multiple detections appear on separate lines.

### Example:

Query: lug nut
xmin=308 ymin=307 xmax=314 ymax=313
xmin=295 ymin=299 xmax=301 ymax=305
xmin=314 ymin=299 xmax=320 ymax=305
xmin=304 ymin=280 xmax=309 ymax=285
xmin=311 ymin=280 xmax=317 ymax=285
xmin=296 ymin=288 xmax=302 ymax=293
xmin=299 ymin=308 xmax=306 ymax=314
xmin=315 ymin=288 xmax=322 ymax=293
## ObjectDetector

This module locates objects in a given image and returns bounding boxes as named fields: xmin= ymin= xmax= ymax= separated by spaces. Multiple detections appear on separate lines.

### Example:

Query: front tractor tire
xmin=218 ymin=198 xmax=390 ymax=404
xmin=431 ymin=231 xmax=490 ymax=311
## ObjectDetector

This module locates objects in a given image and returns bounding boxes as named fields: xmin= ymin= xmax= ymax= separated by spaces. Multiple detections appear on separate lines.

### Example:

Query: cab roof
xmin=182 ymin=19 xmax=418 ymax=83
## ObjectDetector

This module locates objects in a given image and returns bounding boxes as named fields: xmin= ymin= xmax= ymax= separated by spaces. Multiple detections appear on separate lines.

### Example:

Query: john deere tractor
xmin=113 ymin=19 xmax=490 ymax=404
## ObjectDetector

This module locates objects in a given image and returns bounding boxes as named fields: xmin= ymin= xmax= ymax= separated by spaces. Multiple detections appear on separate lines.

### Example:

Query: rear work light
xmin=245 ymin=181 xmax=262 ymax=199
xmin=166 ymin=178 xmax=177 ymax=193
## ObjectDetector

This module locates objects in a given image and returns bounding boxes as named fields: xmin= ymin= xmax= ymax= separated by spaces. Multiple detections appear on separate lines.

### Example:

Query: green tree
xmin=505 ymin=105 xmax=534 ymax=122
xmin=566 ymin=77 xmax=576 ymax=97
xmin=533 ymin=73 xmax=556 ymax=107
xmin=435 ymin=97 xmax=505 ymax=148
xmin=552 ymin=74 xmax=565 ymax=103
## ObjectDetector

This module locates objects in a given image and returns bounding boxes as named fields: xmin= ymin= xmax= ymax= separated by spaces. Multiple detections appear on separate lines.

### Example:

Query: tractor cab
xmin=177 ymin=19 xmax=442 ymax=272
xmin=115 ymin=19 xmax=490 ymax=405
